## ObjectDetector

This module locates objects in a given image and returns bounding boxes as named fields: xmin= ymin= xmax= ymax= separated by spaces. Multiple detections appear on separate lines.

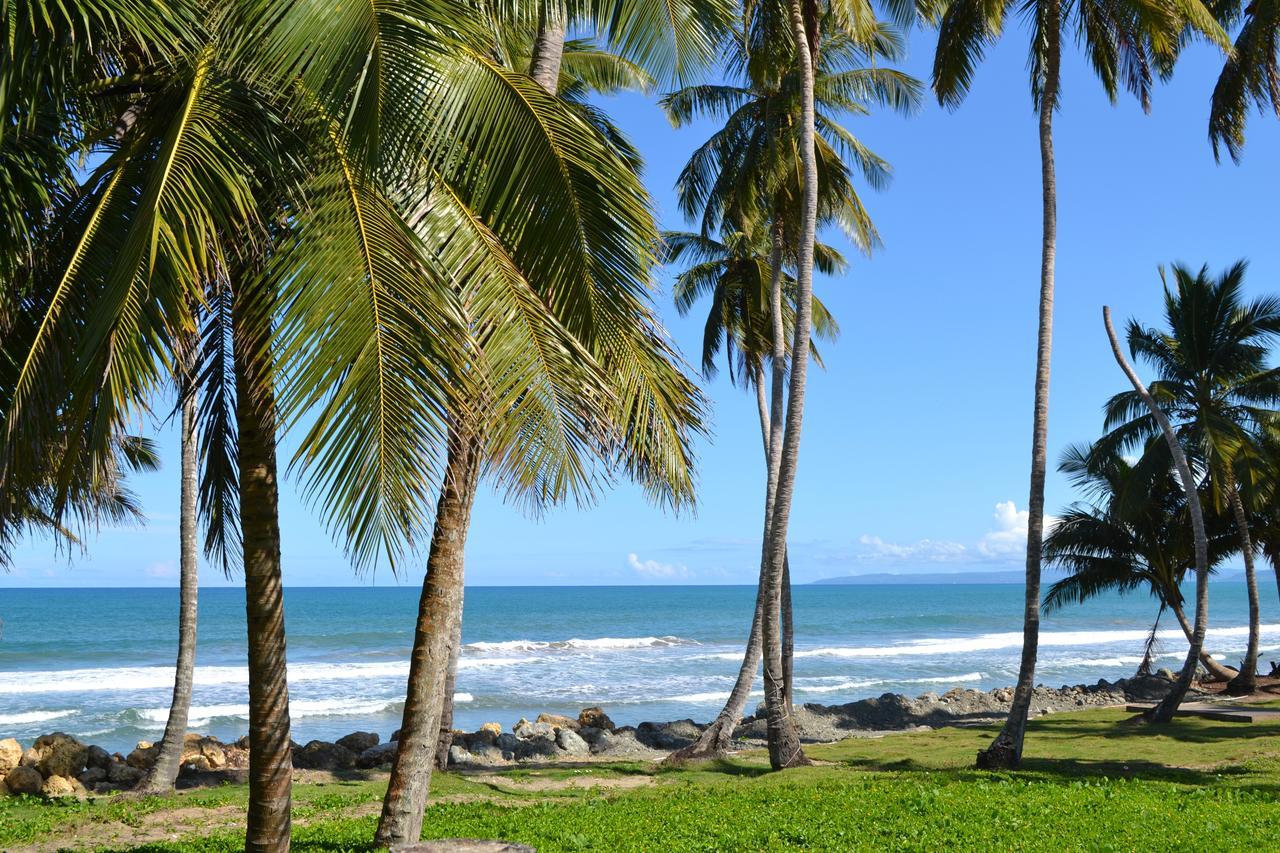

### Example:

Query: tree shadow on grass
xmin=1028 ymin=714 xmax=1280 ymax=745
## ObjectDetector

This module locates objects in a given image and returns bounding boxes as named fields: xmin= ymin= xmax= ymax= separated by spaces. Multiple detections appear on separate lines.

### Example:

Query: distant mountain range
xmin=810 ymin=569 xmax=1272 ymax=585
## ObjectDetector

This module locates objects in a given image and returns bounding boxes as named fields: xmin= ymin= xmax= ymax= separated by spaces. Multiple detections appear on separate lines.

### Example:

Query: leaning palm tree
xmin=1098 ymin=262 xmax=1280 ymax=695
xmin=931 ymin=0 xmax=1227 ymax=769
xmin=662 ymin=225 xmax=842 ymax=757
xmin=1044 ymin=443 xmax=1238 ymax=681
xmin=1208 ymin=0 xmax=1280 ymax=160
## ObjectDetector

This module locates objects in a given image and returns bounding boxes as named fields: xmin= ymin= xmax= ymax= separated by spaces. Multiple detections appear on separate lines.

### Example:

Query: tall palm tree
xmin=931 ymin=0 xmax=1226 ymax=769
xmin=1043 ymin=443 xmax=1238 ymax=681
xmin=1208 ymin=0 xmax=1280 ymax=160
xmin=660 ymin=9 xmax=917 ymax=764
xmin=374 ymin=31 xmax=705 ymax=847
xmin=1098 ymin=262 xmax=1280 ymax=695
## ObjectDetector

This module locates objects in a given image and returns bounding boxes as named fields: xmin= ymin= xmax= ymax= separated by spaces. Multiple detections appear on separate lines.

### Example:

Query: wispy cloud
xmin=626 ymin=552 xmax=691 ymax=579
xmin=851 ymin=501 xmax=1056 ymax=568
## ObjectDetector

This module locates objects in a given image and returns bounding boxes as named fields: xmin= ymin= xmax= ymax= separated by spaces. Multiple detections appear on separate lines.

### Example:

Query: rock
xmin=0 ymin=739 xmax=22 ymax=774
xmin=0 ymin=778 xmax=8 ymax=797
xmin=107 ymin=762 xmax=145 ymax=786
xmin=85 ymin=744 xmax=113 ymax=771
xmin=496 ymin=733 xmax=520 ymax=753
xmin=41 ymin=774 xmax=86 ymax=799
xmin=536 ymin=713 xmax=580 ymax=732
xmin=127 ymin=741 xmax=157 ymax=769
xmin=515 ymin=735 xmax=559 ymax=761
xmin=577 ymin=726 xmax=603 ymax=745
xmin=390 ymin=729 xmax=402 ymax=743
xmin=447 ymin=745 xmax=473 ymax=767
xmin=479 ymin=722 xmax=503 ymax=737
xmin=5 ymin=765 xmax=43 ymax=795
xmin=78 ymin=767 xmax=107 ymax=786
xmin=578 ymin=707 xmax=615 ymax=732
xmin=31 ymin=733 xmax=89 ymax=778
xmin=555 ymin=728 xmax=589 ymax=756
xmin=336 ymin=732 xmax=379 ymax=754
xmin=293 ymin=740 xmax=357 ymax=771
xmin=512 ymin=718 xmax=555 ymax=739
xmin=356 ymin=741 xmax=399 ymax=769
xmin=588 ymin=728 xmax=654 ymax=758
xmin=19 ymin=748 xmax=40 ymax=768
xmin=1156 ymin=668 xmax=1177 ymax=681
xmin=635 ymin=719 xmax=702 ymax=750
xmin=182 ymin=734 xmax=228 ymax=771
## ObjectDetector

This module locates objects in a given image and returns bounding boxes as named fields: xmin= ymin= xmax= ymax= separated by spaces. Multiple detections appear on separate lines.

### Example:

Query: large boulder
xmin=19 ymin=747 xmax=40 ymax=768
xmin=356 ymin=741 xmax=399 ymax=769
xmin=5 ymin=765 xmax=44 ymax=795
xmin=635 ymin=719 xmax=702 ymax=750
xmin=577 ymin=707 xmax=615 ymax=732
xmin=447 ymin=745 xmax=473 ymax=768
xmin=181 ymin=734 xmax=228 ymax=771
xmin=0 ymin=738 xmax=22 ymax=774
xmin=85 ymin=744 xmax=113 ymax=771
xmin=292 ymin=741 xmax=357 ymax=771
xmin=78 ymin=767 xmax=108 ymax=787
xmin=336 ymin=732 xmax=379 ymax=754
xmin=555 ymin=728 xmax=589 ymax=756
xmin=0 ymin=777 xmax=8 ymax=797
xmin=512 ymin=718 xmax=555 ymax=739
xmin=536 ymin=713 xmax=580 ymax=732
xmin=479 ymin=722 xmax=503 ymax=737
xmin=107 ymin=761 xmax=145 ymax=786
xmin=31 ymin=733 xmax=88 ymax=778
xmin=515 ymin=735 xmax=559 ymax=761
xmin=41 ymin=774 xmax=86 ymax=799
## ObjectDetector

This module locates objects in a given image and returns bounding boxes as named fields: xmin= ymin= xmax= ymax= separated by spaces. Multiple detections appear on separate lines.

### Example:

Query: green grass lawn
xmin=6 ymin=708 xmax=1279 ymax=852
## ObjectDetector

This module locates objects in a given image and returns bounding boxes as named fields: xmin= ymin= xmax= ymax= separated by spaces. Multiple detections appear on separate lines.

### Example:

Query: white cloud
xmin=626 ymin=552 xmax=691 ymax=579
xmin=857 ymin=535 xmax=968 ymax=562
xmin=976 ymin=501 xmax=1057 ymax=558
xmin=852 ymin=501 xmax=1058 ymax=567
xmin=145 ymin=560 xmax=177 ymax=579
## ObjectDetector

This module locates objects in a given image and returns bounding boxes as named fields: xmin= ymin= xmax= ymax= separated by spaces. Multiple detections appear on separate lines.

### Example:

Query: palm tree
xmin=1208 ymin=0 xmax=1280 ymax=160
xmin=1043 ymin=443 xmax=1238 ymax=681
xmin=661 ymin=226 xmax=842 ymax=756
xmin=660 ymin=9 xmax=917 ymax=764
xmin=139 ymin=336 xmax=202 ymax=795
xmin=931 ymin=0 xmax=1227 ymax=769
xmin=1098 ymin=262 xmax=1280 ymax=695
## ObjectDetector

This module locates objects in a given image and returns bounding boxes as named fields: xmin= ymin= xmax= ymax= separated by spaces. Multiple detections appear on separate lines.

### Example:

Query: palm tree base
xmin=1224 ymin=672 xmax=1257 ymax=696
xmin=975 ymin=737 xmax=1020 ymax=770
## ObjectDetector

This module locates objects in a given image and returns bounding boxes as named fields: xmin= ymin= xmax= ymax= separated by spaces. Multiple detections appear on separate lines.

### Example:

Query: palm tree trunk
xmin=781 ymin=555 xmax=795 ymax=713
xmin=375 ymin=424 xmax=481 ymax=847
xmin=1103 ymin=307 xmax=1210 ymax=723
xmin=529 ymin=2 xmax=566 ymax=93
xmin=434 ymin=607 xmax=465 ymax=771
xmin=233 ymin=288 xmax=293 ymax=852
xmin=762 ymin=3 xmax=817 ymax=771
xmin=138 ymin=348 xmax=199 ymax=795
xmin=977 ymin=7 xmax=1060 ymax=771
xmin=1226 ymin=488 xmax=1260 ymax=694
xmin=1169 ymin=600 xmax=1238 ymax=681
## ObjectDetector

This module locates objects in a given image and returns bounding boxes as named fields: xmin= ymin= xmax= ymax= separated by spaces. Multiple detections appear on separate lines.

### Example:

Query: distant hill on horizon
xmin=810 ymin=569 xmax=1270 ymax=585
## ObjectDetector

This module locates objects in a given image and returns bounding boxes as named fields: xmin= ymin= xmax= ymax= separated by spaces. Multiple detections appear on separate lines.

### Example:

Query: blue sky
xmin=4 ymin=25 xmax=1279 ymax=588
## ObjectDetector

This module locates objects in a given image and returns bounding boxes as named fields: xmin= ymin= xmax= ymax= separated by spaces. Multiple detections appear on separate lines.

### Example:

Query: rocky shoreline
xmin=0 ymin=673 xmax=1196 ymax=799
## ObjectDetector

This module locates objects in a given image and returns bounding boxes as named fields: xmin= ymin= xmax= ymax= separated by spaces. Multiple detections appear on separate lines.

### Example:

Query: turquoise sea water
xmin=0 ymin=584 xmax=1275 ymax=753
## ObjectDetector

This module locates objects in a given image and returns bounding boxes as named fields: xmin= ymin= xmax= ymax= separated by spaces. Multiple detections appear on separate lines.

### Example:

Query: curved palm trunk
xmin=233 ymin=290 xmax=293 ymax=852
xmin=375 ymin=425 xmax=480 ymax=847
xmin=434 ymin=607 xmax=465 ymax=771
xmin=782 ymin=555 xmax=795 ymax=713
xmin=138 ymin=357 xmax=199 ymax=795
xmin=761 ymin=1 xmax=820 ymax=771
xmin=977 ymin=9 xmax=1060 ymax=771
xmin=1169 ymin=600 xmax=1238 ymax=681
xmin=1104 ymin=307 xmax=1209 ymax=723
xmin=1226 ymin=488 xmax=1260 ymax=694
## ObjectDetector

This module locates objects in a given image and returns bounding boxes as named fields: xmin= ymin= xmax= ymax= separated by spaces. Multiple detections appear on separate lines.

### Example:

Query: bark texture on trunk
xmin=375 ymin=426 xmax=481 ymax=847
xmin=1226 ymin=488 xmax=1260 ymax=694
xmin=233 ymin=290 xmax=293 ymax=852
xmin=977 ymin=10 xmax=1059 ymax=771
xmin=434 ymin=601 xmax=466 ymax=771
xmin=781 ymin=555 xmax=795 ymax=713
xmin=1169 ymin=600 xmax=1238 ymax=682
xmin=139 ymin=354 xmax=200 ymax=795
xmin=529 ymin=2 xmax=567 ymax=94
xmin=1103 ymin=307 xmax=1210 ymax=723
xmin=761 ymin=6 xmax=816 ymax=768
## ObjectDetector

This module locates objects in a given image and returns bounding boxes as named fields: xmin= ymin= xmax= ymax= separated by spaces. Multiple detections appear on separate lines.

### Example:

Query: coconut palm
xmin=931 ymin=0 xmax=1227 ymax=769
xmin=1209 ymin=0 xmax=1280 ymax=160
xmin=1098 ymin=262 xmax=1280 ymax=695
xmin=1044 ymin=443 xmax=1239 ymax=681
xmin=661 ymin=6 xmax=919 ymax=767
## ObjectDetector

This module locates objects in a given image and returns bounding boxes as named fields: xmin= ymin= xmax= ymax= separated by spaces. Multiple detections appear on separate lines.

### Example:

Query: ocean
xmin=1 ymin=584 xmax=1276 ymax=753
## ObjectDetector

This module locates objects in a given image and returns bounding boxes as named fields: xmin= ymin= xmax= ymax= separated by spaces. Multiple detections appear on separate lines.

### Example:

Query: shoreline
xmin=1 ymin=672 xmax=1216 ymax=798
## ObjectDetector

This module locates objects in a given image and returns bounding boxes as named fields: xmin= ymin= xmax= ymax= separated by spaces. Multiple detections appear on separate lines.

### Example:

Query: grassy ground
xmin=5 ymin=705 xmax=1279 ymax=852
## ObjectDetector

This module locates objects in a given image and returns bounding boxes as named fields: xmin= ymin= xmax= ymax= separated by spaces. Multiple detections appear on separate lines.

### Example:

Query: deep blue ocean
xmin=1 ymin=584 xmax=1275 ymax=753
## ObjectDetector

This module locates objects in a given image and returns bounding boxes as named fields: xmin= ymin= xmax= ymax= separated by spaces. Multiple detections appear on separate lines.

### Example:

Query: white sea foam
xmin=796 ymin=672 xmax=983 ymax=695
xmin=464 ymin=636 xmax=692 ymax=654
xmin=135 ymin=697 xmax=410 ymax=727
xmin=0 ymin=709 xmax=78 ymax=726
xmin=663 ymin=689 xmax=763 ymax=703
xmin=454 ymin=692 xmax=474 ymax=703
xmin=793 ymin=624 xmax=1280 ymax=660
